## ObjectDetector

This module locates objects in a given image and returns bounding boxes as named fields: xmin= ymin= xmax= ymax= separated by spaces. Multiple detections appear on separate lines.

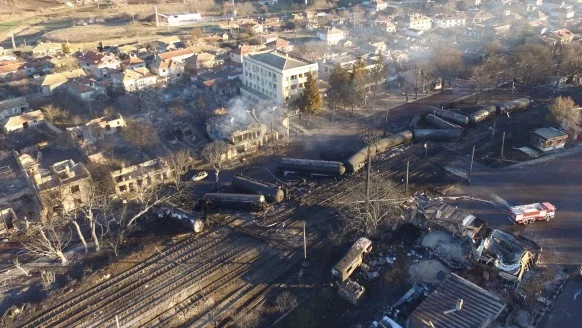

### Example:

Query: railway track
xmin=22 ymin=229 xmax=227 ymax=327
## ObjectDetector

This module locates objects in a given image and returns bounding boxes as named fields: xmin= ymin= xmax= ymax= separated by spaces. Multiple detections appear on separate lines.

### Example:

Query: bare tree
xmin=274 ymin=291 xmax=298 ymax=313
xmin=23 ymin=223 xmax=71 ymax=265
xmin=12 ymin=257 xmax=30 ymax=277
xmin=511 ymin=44 xmax=553 ymax=85
xmin=337 ymin=176 xmax=404 ymax=239
xmin=235 ymin=2 xmax=254 ymax=17
xmin=165 ymin=149 xmax=194 ymax=188
xmin=40 ymin=270 xmax=56 ymax=291
xmin=430 ymin=46 xmax=463 ymax=90
xmin=549 ymin=96 xmax=579 ymax=131
xmin=201 ymin=141 xmax=231 ymax=185
xmin=121 ymin=120 xmax=161 ymax=151
xmin=41 ymin=104 xmax=69 ymax=123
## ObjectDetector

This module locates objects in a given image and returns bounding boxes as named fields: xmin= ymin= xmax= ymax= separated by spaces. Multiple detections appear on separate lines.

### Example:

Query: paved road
xmin=539 ymin=276 xmax=582 ymax=327
xmin=449 ymin=149 xmax=582 ymax=265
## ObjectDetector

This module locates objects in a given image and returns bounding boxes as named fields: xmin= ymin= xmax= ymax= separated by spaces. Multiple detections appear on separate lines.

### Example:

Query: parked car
xmin=191 ymin=171 xmax=208 ymax=181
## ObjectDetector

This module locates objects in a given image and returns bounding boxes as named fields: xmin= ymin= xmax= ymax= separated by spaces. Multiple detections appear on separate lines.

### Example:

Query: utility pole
xmin=468 ymin=145 xmax=475 ymax=184
xmin=491 ymin=119 xmax=496 ymax=141
xmin=10 ymin=31 xmax=16 ymax=49
xmin=154 ymin=5 xmax=159 ymax=28
xmin=385 ymin=107 xmax=389 ymax=125
xmin=303 ymin=221 xmax=306 ymax=260
xmin=405 ymin=160 xmax=409 ymax=195
xmin=365 ymin=143 xmax=371 ymax=211
xmin=500 ymin=132 xmax=505 ymax=160
xmin=270 ymin=120 xmax=273 ymax=143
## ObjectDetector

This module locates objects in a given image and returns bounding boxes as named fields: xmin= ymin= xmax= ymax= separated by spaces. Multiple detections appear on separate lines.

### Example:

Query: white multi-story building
xmin=434 ymin=14 xmax=467 ymax=28
xmin=242 ymin=50 xmax=318 ymax=104
xmin=406 ymin=14 xmax=432 ymax=31
xmin=316 ymin=27 xmax=346 ymax=45
xmin=159 ymin=12 xmax=202 ymax=25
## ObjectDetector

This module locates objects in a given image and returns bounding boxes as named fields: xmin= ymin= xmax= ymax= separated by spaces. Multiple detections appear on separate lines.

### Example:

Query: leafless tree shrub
xmin=549 ymin=96 xmax=579 ymax=131
xmin=274 ymin=291 xmax=298 ymax=313
xmin=41 ymin=104 xmax=69 ymax=123
xmin=336 ymin=176 xmax=404 ymax=240
xmin=121 ymin=119 xmax=161 ymax=151
xmin=201 ymin=141 xmax=231 ymax=185
xmin=22 ymin=223 xmax=71 ymax=265
xmin=40 ymin=271 xmax=56 ymax=291
xmin=12 ymin=257 xmax=30 ymax=277
xmin=233 ymin=310 xmax=260 ymax=328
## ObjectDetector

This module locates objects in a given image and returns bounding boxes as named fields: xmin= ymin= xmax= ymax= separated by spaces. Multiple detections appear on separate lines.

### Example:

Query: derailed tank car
xmin=496 ymin=98 xmax=530 ymax=115
xmin=154 ymin=205 xmax=205 ymax=233
xmin=232 ymin=175 xmax=285 ymax=203
xmin=344 ymin=130 xmax=413 ymax=173
xmin=278 ymin=158 xmax=346 ymax=177
xmin=469 ymin=105 xmax=497 ymax=124
xmin=433 ymin=108 xmax=469 ymax=126
xmin=424 ymin=113 xmax=462 ymax=130
xmin=201 ymin=193 xmax=266 ymax=212
xmin=412 ymin=128 xmax=464 ymax=141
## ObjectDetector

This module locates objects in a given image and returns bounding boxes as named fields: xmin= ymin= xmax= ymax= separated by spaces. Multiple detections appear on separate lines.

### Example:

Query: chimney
xmin=456 ymin=298 xmax=463 ymax=311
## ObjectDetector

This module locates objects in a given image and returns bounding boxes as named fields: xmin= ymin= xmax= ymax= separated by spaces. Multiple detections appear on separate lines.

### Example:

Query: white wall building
xmin=434 ymin=14 xmax=467 ymax=28
xmin=317 ymin=28 xmax=346 ymax=45
xmin=407 ymin=14 xmax=432 ymax=31
xmin=159 ymin=12 xmax=202 ymax=25
xmin=242 ymin=51 xmax=318 ymax=105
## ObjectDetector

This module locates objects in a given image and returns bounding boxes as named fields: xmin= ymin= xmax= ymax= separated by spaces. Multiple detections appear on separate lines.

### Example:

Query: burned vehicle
xmin=482 ymin=229 xmax=541 ymax=278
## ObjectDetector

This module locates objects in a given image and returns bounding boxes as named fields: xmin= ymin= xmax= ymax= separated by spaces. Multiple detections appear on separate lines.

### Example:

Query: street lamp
xmin=424 ymin=143 xmax=427 ymax=157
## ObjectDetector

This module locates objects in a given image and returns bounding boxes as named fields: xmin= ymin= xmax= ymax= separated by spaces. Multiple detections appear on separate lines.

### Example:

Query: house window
xmin=128 ymin=183 xmax=135 ymax=192
xmin=119 ymin=185 xmax=127 ymax=192
xmin=105 ymin=124 xmax=111 ymax=131
xmin=70 ymin=185 xmax=80 ymax=193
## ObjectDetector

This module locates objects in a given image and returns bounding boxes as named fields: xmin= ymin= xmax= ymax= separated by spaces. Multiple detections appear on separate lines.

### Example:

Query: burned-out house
xmin=109 ymin=158 xmax=176 ymax=196
xmin=206 ymin=106 xmax=288 ymax=153
xmin=17 ymin=154 xmax=92 ymax=216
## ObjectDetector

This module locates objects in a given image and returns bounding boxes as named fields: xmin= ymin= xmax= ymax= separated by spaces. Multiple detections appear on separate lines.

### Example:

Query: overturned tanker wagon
xmin=424 ymin=113 xmax=463 ymax=130
xmin=496 ymin=98 xmax=531 ymax=115
xmin=154 ymin=205 xmax=205 ymax=233
xmin=231 ymin=175 xmax=285 ymax=203
xmin=345 ymin=130 xmax=413 ymax=173
xmin=412 ymin=128 xmax=464 ymax=142
xmin=469 ymin=105 xmax=497 ymax=124
xmin=278 ymin=158 xmax=346 ymax=177
xmin=432 ymin=108 xmax=469 ymax=126
xmin=201 ymin=193 xmax=267 ymax=212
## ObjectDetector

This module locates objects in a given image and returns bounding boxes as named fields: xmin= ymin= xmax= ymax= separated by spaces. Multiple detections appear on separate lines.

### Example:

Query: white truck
xmin=508 ymin=202 xmax=556 ymax=224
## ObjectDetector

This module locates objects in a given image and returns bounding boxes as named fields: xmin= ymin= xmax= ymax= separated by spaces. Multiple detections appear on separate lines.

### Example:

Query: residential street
xmin=450 ymin=149 xmax=582 ymax=265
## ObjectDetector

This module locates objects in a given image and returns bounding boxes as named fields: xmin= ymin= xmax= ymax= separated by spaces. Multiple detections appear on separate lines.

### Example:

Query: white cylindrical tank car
xmin=155 ymin=206 xmax=204 ymax=233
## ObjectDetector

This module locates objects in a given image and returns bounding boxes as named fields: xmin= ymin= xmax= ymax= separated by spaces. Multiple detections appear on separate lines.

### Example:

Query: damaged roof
xmin=410 ymin=273 xmax=505 ymax=328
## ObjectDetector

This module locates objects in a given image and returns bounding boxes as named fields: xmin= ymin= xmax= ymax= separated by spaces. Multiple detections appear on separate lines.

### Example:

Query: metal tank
xmin=278 ymin=158 xmax=346 ymax=177
xmin=433 ymin=108 xmax=469 ymax=126
xmin=344 ymin=131 xmax=413 ymax=173
xmin=469 ymin=105 xmax=496 ymax=124
xmin=201 ymin=193 xmax=266 ymax=211
xmin=424 ymin=113 xmax=462 ymax=130
xmin=231 ymin=175 xmax=285 ymax=203
xmin=412 ymin=128 xmax=463 ymax=142
xmin=155 ymin=206 xmax=205 ymax=233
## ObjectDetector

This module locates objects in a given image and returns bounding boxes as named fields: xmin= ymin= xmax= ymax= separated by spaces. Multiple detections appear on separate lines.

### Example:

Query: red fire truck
xmin=508 ymin=202 xmax=556 ymax=224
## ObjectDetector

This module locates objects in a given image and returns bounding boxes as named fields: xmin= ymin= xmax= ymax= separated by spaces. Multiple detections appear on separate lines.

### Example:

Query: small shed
xmin=530 ymin=127 xmax=567 ymax=152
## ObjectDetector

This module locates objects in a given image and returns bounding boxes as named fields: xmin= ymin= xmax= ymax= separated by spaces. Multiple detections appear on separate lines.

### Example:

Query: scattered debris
xmin=338 ymin=279 xmax=365 ymax=306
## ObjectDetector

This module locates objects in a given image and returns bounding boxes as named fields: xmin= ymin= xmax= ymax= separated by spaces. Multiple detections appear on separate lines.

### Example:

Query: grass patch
xmin=0 ymin=21 xmax=19 ymax=33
